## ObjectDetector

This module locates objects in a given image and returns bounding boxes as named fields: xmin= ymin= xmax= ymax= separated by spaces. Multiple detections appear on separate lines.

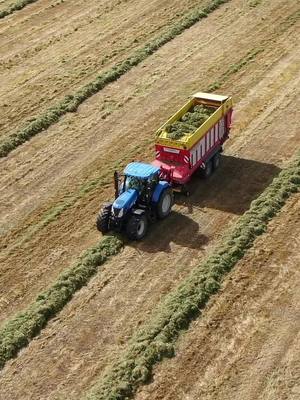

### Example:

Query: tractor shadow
xmin=176 ymin=155 xmax=281 ymax=215
xmin=131 ymin=155 xmax=280 ymax=253
xmin=138 ymin=210 xmax=210 ymax=253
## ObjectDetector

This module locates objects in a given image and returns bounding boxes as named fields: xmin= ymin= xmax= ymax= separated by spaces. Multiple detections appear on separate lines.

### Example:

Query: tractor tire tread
xmin=157 ymin=188 xmax=173 ymax=219
xmin=126 ymin=214 xmax=148 ymax=240
xmin=96 ymin=203 xmax=112 ymax=233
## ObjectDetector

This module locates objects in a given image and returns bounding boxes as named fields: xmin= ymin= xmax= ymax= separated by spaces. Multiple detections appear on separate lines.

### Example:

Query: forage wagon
xmin=96 ymin=92 xmax=233 ymax=239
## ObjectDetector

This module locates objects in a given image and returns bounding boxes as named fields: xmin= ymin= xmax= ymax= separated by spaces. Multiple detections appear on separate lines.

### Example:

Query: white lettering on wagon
xmin=163 ymin=147 xmax=180 ymax=154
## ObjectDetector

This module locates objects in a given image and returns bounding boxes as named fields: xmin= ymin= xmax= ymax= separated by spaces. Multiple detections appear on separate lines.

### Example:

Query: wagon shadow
xmin=176 ymin=155 xmax=281 ymax=215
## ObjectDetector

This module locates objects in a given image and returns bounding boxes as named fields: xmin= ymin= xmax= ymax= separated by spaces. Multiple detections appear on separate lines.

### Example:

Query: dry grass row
xmin=0 ymin=236 xmax=123 ymax=370
xmin=0 ymin=0 xmax=231 ymax=158
xmin=85 ymin=151 xmax=300 ymax=400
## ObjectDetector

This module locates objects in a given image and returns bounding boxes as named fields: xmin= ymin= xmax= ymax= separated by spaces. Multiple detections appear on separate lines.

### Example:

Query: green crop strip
xmin=248 ymin=0 xmax=263 ymax=8
xmin=0 ymin=236 xmax=123 ymax=370
xmin=84 ymin=152 xmax=300 ymax=400
xmin=0 ymin=0 xmax=39 ymax=19
xmin=0 ymin=0 xmax=231 ymax=158
xmin=208 ymin=48 xmax=264 ymax=91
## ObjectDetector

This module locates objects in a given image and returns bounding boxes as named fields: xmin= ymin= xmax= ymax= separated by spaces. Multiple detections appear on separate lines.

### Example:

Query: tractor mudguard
xmin=152 ymin=181 xmax=170 ymax=204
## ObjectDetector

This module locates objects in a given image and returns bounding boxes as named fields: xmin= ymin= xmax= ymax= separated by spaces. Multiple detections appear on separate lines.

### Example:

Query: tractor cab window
xmin=124 ymin=176 xmax=144 ymax=193
xmin=123 ymin=174 xmax=159 ymax=201
xmin=149 ymin=174 xmax=159 ymax=187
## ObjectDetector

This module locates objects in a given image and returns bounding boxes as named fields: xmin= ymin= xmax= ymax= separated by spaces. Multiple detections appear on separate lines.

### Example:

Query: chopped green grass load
xmin=165 ymin=105 xmax=215 ymax=140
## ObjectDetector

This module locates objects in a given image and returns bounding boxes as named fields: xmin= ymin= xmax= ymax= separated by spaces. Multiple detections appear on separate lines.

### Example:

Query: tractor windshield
xmin=123 ymin=173 xmax=159 ymax=197
xmin=124 ymin=176 xmax=144 ymax=192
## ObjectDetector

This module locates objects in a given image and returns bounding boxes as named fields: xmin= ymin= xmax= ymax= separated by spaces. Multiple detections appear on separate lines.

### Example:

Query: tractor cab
xmin=96 ymin=162 xmax=174 ymax=240
xmin=119 ymin=162 xmax=160 ymax=199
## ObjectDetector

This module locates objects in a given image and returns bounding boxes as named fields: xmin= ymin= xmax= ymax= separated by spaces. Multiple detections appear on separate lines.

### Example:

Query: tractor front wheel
xmin=126 ymin=214 xmax=148 ymax=240
xmin=157 ymin=188 xmax=173 ymax=219
xmin=96 ymin=203 xmax=112 ymax=234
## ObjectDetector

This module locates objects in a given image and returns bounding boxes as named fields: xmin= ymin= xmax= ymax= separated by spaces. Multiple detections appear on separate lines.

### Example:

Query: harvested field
xmin=135 ymin=193 xmax=300 ymax=400
xmin=0 ymin=0 xmax=210 ymax=144
xmin=0 ymin=0 xmax=299 ymax=399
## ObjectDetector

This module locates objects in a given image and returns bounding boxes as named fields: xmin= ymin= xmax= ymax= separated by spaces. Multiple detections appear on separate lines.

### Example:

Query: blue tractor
xmin=96 ymin=162 xmax=174 ymax=240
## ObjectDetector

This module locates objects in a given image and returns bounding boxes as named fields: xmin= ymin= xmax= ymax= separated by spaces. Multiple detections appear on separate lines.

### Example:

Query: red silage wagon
xmin=152 ymin=92 xmax=233 ymax=193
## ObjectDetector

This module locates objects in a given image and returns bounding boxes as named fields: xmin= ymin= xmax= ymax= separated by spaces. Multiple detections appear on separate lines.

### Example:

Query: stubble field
xmin=0 ymin=0 xmax=299 ymax=399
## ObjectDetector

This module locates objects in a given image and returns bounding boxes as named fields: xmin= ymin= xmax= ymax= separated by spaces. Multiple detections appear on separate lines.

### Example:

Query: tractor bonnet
xmin=113 ymin=188 xmax=138 ymax=210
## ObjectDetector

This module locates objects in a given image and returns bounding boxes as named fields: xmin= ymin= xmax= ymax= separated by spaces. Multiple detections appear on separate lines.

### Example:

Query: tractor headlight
xmin=113 ymin=207 xmax=124 ymax=218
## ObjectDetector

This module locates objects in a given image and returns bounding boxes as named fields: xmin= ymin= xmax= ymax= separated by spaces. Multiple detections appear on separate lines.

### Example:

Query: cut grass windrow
xmin=0 ymin=0 xmax=231 ymax=158
xmin=85 ymin=151 xmax=300 ymax=400
xmin=208 ymin=47 xmax=264 ymax=91
xmin=0 ymin=236 xmax=123 ymax=370
xmin=0 ymin=0 xmax=38 ymax=19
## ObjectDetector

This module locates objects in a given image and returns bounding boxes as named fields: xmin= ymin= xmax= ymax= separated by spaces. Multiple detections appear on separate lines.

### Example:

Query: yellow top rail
xmin=155 ymin=92 xmax=233 ymax=150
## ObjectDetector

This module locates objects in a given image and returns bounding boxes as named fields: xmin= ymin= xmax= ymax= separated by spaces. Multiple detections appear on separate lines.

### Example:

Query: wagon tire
xmin=157 ymin=188 xmax=173 ymax=219
xmin=201 ymin=160 xmax=213 ymax=179
xmin=181 ymin=185 xmax=190 ymax=197
xmin=213 ymin=152 xmax=221 ymax=170
xmin=96 ymin=203 xmax=112 ymax=233
xmin=126 ymin=214 xmax=148 ymax=240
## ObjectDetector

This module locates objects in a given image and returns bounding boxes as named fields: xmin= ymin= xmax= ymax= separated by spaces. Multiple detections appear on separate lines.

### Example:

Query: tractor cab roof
xmin=124 ymin=162 xmax=160 ymax=179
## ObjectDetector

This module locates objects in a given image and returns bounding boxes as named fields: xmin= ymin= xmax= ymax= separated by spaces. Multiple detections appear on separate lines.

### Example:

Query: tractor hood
xmin=113 ymin=189 xmax=138 ymax=211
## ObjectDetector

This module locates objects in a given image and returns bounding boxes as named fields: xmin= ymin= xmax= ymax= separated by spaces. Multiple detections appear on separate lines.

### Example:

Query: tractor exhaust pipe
xmin=114 ymin=171 xmax=119 ymax=199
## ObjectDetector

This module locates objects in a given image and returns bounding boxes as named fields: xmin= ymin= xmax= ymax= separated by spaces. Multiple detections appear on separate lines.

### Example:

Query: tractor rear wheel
xmin=157 ymin=188 xmax=173 ymax=219
xmin=126 ymin=214 xmax=148 ymax=240
xmin=96 ymin=203 xmax=112 ymax=233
